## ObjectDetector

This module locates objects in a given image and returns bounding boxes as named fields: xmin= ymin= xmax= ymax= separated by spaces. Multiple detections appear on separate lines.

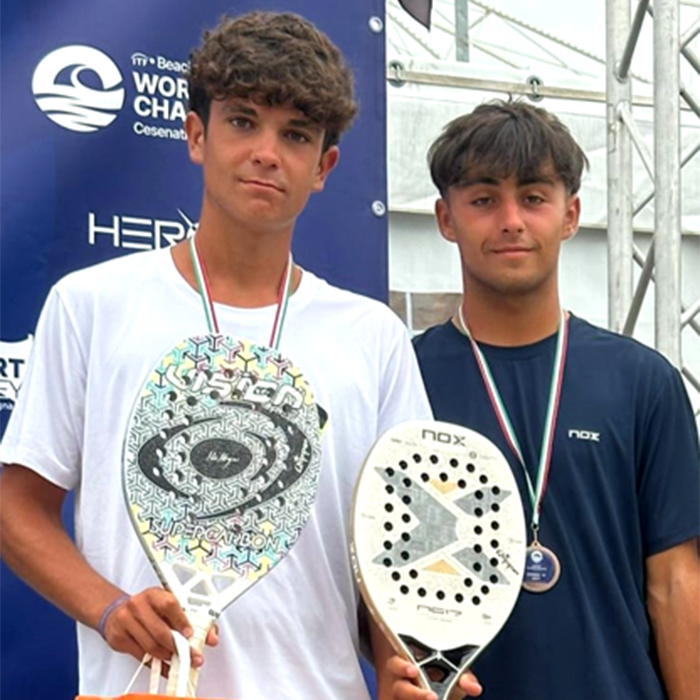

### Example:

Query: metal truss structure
xmin=606 ymin=0 xmax=700 ymax=417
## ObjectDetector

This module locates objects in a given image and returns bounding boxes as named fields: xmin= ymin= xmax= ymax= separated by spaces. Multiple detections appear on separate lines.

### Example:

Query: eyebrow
xmin=288 ymin=118 xmax=322 ymax=133
xmin=221 ymin=101 xmax=322 ymax=133
xmin=518 ymin=175 xmax=558 ymax=187
xmin=221 ymin=101 xmax=258 ymax=117
xmin=458 ymin=174 xmax=558 ymax=188
xmin=459 ymin=175 xmax=500 ymax=187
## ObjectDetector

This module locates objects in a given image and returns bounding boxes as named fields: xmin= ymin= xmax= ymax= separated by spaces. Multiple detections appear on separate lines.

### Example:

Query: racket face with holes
xmin=123 ymin=333 xmax=322 ymax=623
xmin=351 ymin=420 xmax=526 ymax=699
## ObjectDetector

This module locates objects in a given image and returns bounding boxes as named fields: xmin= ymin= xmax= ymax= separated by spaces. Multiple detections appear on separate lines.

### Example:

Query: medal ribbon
xmin=456 ymin=307 xmax=569 ymax=535
xmin=188 ymin=235 xmax=293 ymax=350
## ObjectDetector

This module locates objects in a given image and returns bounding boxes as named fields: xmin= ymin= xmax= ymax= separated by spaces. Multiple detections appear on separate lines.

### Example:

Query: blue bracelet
xmin=97 ymin=593 xmax=131 ymax=639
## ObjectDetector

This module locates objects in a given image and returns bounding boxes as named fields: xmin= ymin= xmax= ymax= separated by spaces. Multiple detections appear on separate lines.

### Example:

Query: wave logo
xmin=32 ymin=45 xmax=125 ymax=133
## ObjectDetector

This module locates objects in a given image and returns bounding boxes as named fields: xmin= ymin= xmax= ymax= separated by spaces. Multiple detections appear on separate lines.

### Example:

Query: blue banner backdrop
xmin=0 ymin=1 xmax=386 ymax=698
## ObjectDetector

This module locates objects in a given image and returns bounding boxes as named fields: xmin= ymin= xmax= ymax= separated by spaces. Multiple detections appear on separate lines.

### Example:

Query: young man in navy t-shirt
xmin=381 ymin=101 xmax=700 ymax=700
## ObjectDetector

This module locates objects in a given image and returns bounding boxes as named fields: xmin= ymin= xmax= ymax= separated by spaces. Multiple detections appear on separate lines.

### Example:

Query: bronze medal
xmin=522 ymin=542 xmax=561 ymax=593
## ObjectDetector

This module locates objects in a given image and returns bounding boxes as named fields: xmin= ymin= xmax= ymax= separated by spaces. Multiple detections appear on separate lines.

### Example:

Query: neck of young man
xmin=171 ymin=214 xmax=300 ymax=309
xmin=458 ymin=284 xmax=563 ymax=347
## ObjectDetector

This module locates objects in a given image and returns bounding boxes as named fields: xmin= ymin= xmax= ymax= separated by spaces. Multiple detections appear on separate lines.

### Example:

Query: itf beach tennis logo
xmin=0 ymin=336 xmax=33 ymax=413
xmin=32 ymin=45 xmax=126 ymax=133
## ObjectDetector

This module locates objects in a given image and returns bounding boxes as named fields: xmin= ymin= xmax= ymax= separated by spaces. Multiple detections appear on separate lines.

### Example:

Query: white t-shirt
xmin=0 ymin=248 xmax=432 ymax=700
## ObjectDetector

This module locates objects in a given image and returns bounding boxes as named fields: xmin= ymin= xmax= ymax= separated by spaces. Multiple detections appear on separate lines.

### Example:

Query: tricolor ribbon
xmin=188 ymin=235 xmax=293 ymax=350
xmin=456 ymin=306 xmax=569 ymax=535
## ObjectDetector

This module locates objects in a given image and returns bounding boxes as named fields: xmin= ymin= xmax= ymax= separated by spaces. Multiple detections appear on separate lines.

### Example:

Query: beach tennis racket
xmin=123 ymin=333 xmax=323 ymax=696
xmin=351 ymin=420 xmax=526 ymax=700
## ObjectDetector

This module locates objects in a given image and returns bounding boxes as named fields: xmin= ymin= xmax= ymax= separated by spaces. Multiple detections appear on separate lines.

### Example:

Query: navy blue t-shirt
xmin=413 ymin=315 xmax=700 ymax=700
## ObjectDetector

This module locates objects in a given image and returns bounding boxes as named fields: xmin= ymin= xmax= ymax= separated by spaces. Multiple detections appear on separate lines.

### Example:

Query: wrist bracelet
xmin=97 ymin=593 xmax=131 ymax=640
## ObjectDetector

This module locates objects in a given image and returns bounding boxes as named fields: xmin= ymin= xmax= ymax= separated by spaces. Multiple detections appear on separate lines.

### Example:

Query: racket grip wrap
xmin=165 ymin=614 xmax=211 ymax=697
xmin=97 ymin=593 xmax=131 ymax=640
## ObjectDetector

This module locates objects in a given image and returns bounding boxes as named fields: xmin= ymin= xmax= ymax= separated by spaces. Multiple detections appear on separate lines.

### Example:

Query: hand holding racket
xmin=351 ymin=420 xmax=526 ymax=700
xmin=99 ymin=586 xmax=215 ymax=669
xmin=123 ymin=334 xmax=323 ymax=696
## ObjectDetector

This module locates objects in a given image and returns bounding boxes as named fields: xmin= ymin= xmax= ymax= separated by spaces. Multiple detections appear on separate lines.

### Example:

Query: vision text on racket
xmin=164 ymin=366 xmax=304 ymax=410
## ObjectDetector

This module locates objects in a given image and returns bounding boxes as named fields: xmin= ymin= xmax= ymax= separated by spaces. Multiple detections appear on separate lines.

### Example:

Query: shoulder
xmin=412 ymin=320 xmax=460 ymax=359
xmin=48 ymin=250 xmax=168 ymax=324
xmin=569 ymin=315 xmax=679 ymax=378
xmin=30 ymin=250 xmax=171 ymax=347
xmin=567 ymin=316 xmax=691 ymax=418
xmin=54 ymin=249 xmax=165 ymax=300
xmin=302 ymin=271 xmax=407 ymax=335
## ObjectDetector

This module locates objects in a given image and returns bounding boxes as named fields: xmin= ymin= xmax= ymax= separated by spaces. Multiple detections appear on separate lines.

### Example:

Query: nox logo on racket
xmin=421 ymin=427 xmax=467 ymax=447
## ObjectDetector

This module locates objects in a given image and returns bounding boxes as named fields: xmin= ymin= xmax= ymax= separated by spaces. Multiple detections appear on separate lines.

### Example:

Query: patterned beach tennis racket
xmin=351 ymin=420 xmax=526 ymax=700
xmin=123 ymin=333 xmax=323 ymax=696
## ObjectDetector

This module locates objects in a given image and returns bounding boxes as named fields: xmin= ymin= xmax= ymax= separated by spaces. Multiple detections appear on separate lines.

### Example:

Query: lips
xmin=491 ymin=247 xmax=532 ymax=254
xmin=241 ymin=178 xmax=284 ymax=192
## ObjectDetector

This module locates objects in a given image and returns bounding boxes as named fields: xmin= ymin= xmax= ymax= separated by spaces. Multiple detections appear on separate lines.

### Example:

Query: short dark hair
xmin=187 ymin=11 xmax=358 ymax=150
xmin=428 ymin=100 xmax=589 ymax=196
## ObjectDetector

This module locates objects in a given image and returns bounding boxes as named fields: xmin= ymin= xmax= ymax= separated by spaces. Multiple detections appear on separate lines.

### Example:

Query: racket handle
xmin=166 ymin=614 xmax=212 ymax=697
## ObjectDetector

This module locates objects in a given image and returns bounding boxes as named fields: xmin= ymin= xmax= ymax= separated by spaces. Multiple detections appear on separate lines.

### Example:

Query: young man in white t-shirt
xmin=0 ymin=12 xmax=431 ymax=699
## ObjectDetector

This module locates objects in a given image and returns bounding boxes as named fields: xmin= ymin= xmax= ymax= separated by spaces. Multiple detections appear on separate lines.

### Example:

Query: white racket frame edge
xmin=351 ymin=420 xmax=527 ymax=699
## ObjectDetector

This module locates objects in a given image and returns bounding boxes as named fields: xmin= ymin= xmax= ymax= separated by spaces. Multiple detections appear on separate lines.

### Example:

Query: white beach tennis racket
xmin=351 ymin=420 xmax=526 ymax=700
xmin=123 ymin=333 xmax=324 ymax=696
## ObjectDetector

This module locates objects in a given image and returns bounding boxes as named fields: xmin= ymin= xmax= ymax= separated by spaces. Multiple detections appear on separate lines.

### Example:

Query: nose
xmin=250 ymin=128 xmax=281 ymax=169
xmin=498 ymin=196 xmax=525 ymax=235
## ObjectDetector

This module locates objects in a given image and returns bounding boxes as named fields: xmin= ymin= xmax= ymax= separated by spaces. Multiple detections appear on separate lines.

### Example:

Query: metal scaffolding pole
xmin=653 ymin=0 xmax=682 ymax=363
xmin=606 ymin=0 xmax=634 ymax=332
xmin=455 ymin=1 xmax=470 ymax=61
xmin=606 ymin=0 xmax=688 ymax=367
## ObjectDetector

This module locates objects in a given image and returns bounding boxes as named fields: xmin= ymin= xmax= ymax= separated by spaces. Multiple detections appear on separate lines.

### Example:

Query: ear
xmin=185 ymin=111 xmax=206 ymax=165
xmin=562 ymin=194 xmax=581 ymax=241
xmin=311 ymin=146 xmax=340 ymax=192
xmin=435 ymin=197 xmax=458 ymax=243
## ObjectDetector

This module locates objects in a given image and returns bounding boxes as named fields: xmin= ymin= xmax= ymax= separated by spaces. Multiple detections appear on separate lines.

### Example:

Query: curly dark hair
xmin=429 ymin=100 xmax=589 ymax=197
xmin=188 ymin=11 xmax=358 ymax=150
